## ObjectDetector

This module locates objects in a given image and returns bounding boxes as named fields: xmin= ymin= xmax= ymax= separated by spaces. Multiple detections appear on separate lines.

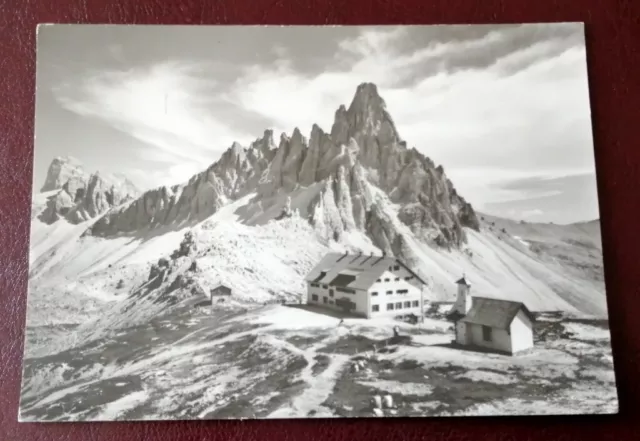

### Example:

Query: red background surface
xmin=1 ymin=1 xmax=639 ymax=440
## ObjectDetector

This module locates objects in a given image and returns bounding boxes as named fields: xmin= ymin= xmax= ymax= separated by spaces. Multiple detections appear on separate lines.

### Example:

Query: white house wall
xmin=468 ymin=323 xmax=511 ymax=353
xmin=509 ymin=310 xmax=534 ymax=353
xmin=455 ymin=321 xmax=469 ymax=345
xmin=368 ymin=268 xmax=422 ymax=317
xmin=307 ymin=262 xmax=424 ymax=318
xmin=307 ymin=283 xmax=370 ymax=317
xmin=337 ymin=287 xmax=370 ymax=317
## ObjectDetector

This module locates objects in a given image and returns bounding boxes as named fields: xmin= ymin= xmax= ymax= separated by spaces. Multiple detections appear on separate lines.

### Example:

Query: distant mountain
xmin=479 ymin=214 xmax=602 ymax=250
xmin=34 ymin=157 xmax=140 ymax=224
xmin=39 ymin=156 xmax=85 ymax=193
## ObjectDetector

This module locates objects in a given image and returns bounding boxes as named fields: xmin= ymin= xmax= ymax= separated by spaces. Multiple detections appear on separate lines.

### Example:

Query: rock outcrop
xmin=37 ymin=158 xmax=139 ymax=225
xmin=84 ymin=82 xmax=480 ymax=250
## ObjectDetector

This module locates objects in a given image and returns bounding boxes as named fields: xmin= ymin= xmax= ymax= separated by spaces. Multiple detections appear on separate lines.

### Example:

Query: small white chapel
xmin=449 ymin=275 xmax=535 ymax=355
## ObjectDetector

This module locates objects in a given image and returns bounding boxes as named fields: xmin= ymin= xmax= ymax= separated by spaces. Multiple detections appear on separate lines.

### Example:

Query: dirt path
xmin=265 ymin=328 xmax=352 ymax=418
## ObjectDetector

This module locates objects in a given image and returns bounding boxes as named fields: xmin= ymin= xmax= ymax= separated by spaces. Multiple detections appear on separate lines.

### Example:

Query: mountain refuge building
xmin=210 ymin=284 xmax=232 ymax=298
xmin=304 ymin=252 xmax=428 ymax=319
xmin=450 ymin=276 xmax=535 ymax=355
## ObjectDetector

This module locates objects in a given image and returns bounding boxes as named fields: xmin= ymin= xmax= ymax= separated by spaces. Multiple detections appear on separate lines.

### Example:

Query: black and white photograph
xmin=21 ymin=23 xmax=617 ymax=421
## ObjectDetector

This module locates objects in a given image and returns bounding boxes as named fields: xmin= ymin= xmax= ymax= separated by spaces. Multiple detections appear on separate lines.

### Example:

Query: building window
xmin=372 ymin=305 xmax=379 ymax=312
xmin=311 ymin=283 xmax=319 ymax=288
xmin=386 ymin=290 xmax=393 ymax=295
xmin=323 ymin=297 xmax=328 ymax=304
xmin=376 ymin=279 xmax=381 ymax=282
xmin=371 ymin=291 xmax=378 ymax=296
xmin=404 ymin=301 xmax=411 ymax=308
xmin=395 ymin=278 xmax=400 ymax=281
xmin=384 ymin=278 xmax=390 ymax=282
xmin=405 ymin=276 xmax=412 ymax=281
xmin=397 ymin=289 xmax=408 ymax=294
xmin=322 ymin=285 xmax=328 ymax=289
xmin=482 ymin=325 xmax=493 ymax=342
xmin=393 ymin=265 xmax=400 ymax=271
xmin=329 ymin=291 xmax=334 ymax=297
xmin=311 ymin=294 xmax=318 ymax=302
xmin=395 ymin=302 xmax=402 ymax=309
xmin=387 ymin=303 xmax=394 ymax=311
xmin=412 ymin=300 xmax=419 ymax=307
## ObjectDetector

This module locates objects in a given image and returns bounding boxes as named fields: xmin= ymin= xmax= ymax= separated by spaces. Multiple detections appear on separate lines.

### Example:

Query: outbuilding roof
xmin=305 ymin=252 xmax=427 ymax=291
xmin=460 ymin=297 xmax=534 ymax=329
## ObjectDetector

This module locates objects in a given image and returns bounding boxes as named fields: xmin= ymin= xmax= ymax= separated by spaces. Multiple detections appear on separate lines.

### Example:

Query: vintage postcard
xmin=21 ymin=23 xmax=617 ymax=421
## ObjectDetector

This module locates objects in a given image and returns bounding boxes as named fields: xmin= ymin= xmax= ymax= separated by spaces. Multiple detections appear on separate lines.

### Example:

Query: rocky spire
xmin=40 ymin=156 xmax=86 ymax=193
xmin=299 ymin=124 xmax=331 ymax=186
xmin=38 ymin=169 xmax=140 ymax=225
xmin=330 ymin=104 xmax=350 ymax=146
xmin=332 ymin=83 xmax=401 ymax=147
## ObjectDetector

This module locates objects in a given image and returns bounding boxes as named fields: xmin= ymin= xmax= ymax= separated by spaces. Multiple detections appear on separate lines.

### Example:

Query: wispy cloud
xmin=499 ymin=208 xmax=546 ymax=221
xmin=53 ymin=61 xmax=253 ymax=187
xmin=225 ymin=25 xmax=591 ymax=170
xmin=481 ymin=172 xmax=599 ymax=224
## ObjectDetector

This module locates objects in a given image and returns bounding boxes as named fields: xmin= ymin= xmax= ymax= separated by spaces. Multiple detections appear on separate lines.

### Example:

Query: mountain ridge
xmin=35 ymin=157 xmax=140 ymax=225
xmin=84 ymin=82 xmax=480 ymax=253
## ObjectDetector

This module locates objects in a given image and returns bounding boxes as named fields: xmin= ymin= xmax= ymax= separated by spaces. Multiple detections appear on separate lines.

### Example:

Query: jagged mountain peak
xmin=87 ymin=83 xmax=480 ymax=251
xmin=260 ymin=129 xmax=275 ymax=145
xmin=37 ymin=156 xmax=140 ymax=225
xmin=349 ymin=82 xmax=385 ymax=109
xmin=331 ymin=82 xmax=401 ymax=150
xmin=311 ymin=123 xmax=326 ymax=136
xmin=244 ymin=129 xmax=277 ymax=158
xmin=40 ymin=156 xmax=86 ymax=193
xmin=291 ymin=127 xmax=306 ymax=144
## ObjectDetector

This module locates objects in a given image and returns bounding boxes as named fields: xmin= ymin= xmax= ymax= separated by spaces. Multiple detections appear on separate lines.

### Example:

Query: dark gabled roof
xmin=305 ymin=252 xmax=427 ymax=291
xmin=329 ymin=274 xmax=357 ymax=287
xmin=456 ymin=277 xmax=470 ymax=286
xmin=311 ymin=272 xmax=327 ymax=283
xmin=460 ymin=297 xmax=534 ymax=329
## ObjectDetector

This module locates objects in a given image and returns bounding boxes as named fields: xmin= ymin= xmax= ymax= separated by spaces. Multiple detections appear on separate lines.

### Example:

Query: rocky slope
xmin=36 ymin=157 xmax=139 ymax=225
xmin=87 ymin=83 xmax=479 ymax=252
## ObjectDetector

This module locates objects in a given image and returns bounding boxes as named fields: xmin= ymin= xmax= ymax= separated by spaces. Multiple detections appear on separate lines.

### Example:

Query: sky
xmin=33 ymin=23 xmax=600 ymax=224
